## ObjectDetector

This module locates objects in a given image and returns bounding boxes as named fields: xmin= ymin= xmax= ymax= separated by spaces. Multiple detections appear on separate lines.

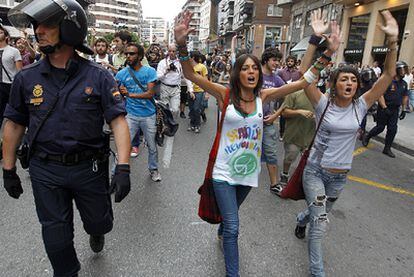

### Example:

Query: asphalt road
xmin=1 ymin=103 xmax=413 ymax=277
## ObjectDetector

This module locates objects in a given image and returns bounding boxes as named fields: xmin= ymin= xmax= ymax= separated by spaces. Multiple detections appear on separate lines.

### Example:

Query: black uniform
xmin=4 ymin=55 xmax=126 ymax=276
xmin=366 ymin=79 xmax=408 ymax=147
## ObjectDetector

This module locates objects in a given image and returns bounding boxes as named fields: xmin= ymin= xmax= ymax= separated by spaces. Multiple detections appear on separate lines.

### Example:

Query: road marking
xmin=348 ymin=175 xmax=414 ymax=197
xmin=353 ymin=143 xmax=374 ymax=157
xmin=190 ymin=221 xmax=208 ymax=226
xmin=162 ymin=136 xmax=174 ymax=168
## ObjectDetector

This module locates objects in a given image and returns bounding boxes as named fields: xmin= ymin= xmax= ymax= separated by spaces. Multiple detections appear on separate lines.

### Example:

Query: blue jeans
xmin=297 ymin=163 xmax=347 ymax=277
xmin=213 ymin=180 xmax=252 ymax=277
xmin=409 ymin=89 xmax=414 ymax=109
xmin=126 ymin=114 xmax=158 ymax=170
xmin=188 ymin=92 xmax=205 ymax=127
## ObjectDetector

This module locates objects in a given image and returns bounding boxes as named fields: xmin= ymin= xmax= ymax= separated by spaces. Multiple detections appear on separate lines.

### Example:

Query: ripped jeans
xmin=296 ymin=163 xmax=347 ymax=277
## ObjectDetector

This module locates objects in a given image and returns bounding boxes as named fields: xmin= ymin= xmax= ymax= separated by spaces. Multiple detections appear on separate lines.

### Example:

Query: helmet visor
xmin=8 ymin=0 xmax=66 ymax=28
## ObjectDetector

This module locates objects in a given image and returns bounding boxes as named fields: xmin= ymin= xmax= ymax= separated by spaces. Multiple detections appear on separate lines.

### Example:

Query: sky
xmin=141 ymin=0 xmax=187 ymax=21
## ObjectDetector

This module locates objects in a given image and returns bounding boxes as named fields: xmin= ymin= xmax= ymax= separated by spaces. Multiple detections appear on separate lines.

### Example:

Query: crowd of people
xmin=0 ymin=0 xmax=411 ymax=276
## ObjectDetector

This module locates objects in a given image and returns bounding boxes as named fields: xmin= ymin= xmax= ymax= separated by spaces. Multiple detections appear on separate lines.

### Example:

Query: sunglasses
xmin=125 ymin=52 xmax=138 ymax=56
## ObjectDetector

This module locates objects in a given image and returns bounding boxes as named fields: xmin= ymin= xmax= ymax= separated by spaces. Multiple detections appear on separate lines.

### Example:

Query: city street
xmin=0 ymin=104 xmax=413 ymax=277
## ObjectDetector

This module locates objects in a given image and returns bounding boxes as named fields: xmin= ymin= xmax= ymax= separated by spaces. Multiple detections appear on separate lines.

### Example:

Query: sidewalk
xmin=365 ymin=111 xmax=414 ymax=156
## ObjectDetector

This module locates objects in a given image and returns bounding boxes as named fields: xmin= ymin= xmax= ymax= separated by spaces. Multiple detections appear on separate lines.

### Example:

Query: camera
xmin=169 ymin=62 xmax=177 ymax=72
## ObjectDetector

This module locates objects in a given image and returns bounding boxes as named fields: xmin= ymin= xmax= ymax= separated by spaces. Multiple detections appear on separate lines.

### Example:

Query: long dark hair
xmin=329 ymin=65 xmax=361 ymax=102
xmin=230 ymin=54 xmax=263 ymax=115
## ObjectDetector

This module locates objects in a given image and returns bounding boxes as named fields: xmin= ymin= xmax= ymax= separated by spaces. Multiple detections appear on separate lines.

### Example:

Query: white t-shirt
xmin=0 ymin=45 xmax=22 ymax=83
xmin=373 ymin=66 xmax=381 ymax=78
xmin=213 ymin=98 xmax=264 ymax=187
xmin=308 ymin=95 xmax=368 ymax=170
xmin=403 ymin=73 xmax=413 ymax=89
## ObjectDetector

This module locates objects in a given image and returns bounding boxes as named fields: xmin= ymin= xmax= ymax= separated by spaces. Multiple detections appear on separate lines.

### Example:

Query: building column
xmin=399 ymin=0 xmax=414 ymax=66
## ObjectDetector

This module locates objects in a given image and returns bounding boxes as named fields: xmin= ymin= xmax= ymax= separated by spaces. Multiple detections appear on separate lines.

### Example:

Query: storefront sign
xmin=372 ymin=46 xmax=388 ymax=54
xmin=344 ymin=48 xmax=363 ymax=55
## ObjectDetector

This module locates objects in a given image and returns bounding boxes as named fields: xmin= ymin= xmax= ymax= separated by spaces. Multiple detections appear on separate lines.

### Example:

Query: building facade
xmin=141 ymin=17 xmax=168 ymax=45
xmin=182 ymin=0 xmax=201 ymax=50
xmin=89 ymin=0 xmax=142 ymax=35
xmin=218 ymin=0 xmax=235 ymax=50
xmin=335 ymin=0 xmax=414 ymax=67
xmin=199 ymin=0 xmax=211 ymax=50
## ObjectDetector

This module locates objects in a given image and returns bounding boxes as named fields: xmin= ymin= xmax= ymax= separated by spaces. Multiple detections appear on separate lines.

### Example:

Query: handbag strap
xmin=204 ymin=89 xmax=230 ymax=178
xmin=307 ymin=97 xmax=330 ymax=151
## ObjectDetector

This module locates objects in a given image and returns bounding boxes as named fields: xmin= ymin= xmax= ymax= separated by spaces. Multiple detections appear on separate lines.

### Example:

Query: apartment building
xmin=89 ymin=0 xmax=143 ymax=35
xmin=199 ymin=0 xmax=211 ymax=50
xmin=181 ymin=0 xmax=201 ymax=50
xmin=141 ymin=17 xmax=168 ymax=45
xmin=218 ymin=0 xmax=235 ymax=50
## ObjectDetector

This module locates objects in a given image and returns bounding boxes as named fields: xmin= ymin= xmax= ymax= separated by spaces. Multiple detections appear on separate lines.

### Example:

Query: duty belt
xmin=34 ymin=149 xmax=104 ymax=165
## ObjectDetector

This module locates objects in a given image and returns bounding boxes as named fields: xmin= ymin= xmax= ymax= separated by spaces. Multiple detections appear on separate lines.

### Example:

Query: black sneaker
xmin=89 ymin=235 xmax=105 ymax=253
xmin=180 ymin=112 xmax=186 ymax=118
xmin=294 ymin=225 xmax=306 ymax=239
xmin=201 ymin=112 xmax=207 ymax=122
xmin=270 ymin=183 xmax=284 ymax=196
xmin=280 ymin=173 xmax=289 ymax=185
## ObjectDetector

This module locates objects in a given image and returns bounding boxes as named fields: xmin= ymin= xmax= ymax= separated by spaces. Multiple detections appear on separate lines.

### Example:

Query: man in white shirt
xmin=372 ymin=61 xmax=382 ymax=78
xmin=93 ymin=38 xmax=117 ymax=75
xmin=0 ymin=25 xmax=22 ymax=128
xmin=157 ymin=44 xmax=192 ymax=116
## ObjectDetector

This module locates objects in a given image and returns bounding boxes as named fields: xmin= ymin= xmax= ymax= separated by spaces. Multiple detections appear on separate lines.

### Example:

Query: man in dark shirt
xmin=362 ymin=61 xmax=409 ymax=158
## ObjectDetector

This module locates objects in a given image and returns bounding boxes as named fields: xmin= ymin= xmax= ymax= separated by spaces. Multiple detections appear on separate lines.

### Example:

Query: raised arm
xmin=303 ymin=20 xmax=342 ymax=106
xmin=363 ymin=10 xmax=398 ymax=108
xmin=174 ymin=11 xmax=227 ymax=105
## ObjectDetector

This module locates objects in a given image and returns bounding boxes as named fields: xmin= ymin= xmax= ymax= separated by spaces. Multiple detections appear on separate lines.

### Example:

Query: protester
xmin=409 ymin=66 xmax=414 ymax=111
xmin=362 ymin=60 xmax=409 ymax=158
xmin=0 ymin=25 xmax=22 ymax=129
xmin=157 ymin=44 xmax=192 ymax=116
xmin=3 ymin=0 xmax=131 ymax=275
xmin=372 ymin=60 xmax=382 ymax=78
xmin=15 ymin=36 xmax=35 ymax=66
xmin=93 ymin=37 xmax=117 ymax=74
xmin=294 ymin=10 xmax=399 ymax=277
xmin=174 ymin=10 xmax=328 ymax=277
xmin=112 ymin=30 xmax=132 ymax=71
xmin=116 ymin=42 xmax=162 ymax=181
xmin=259 ymin=47 xmax=286 ymax=194
xmin=188 ymin=51 xmax=208 ymax=133
xmin=218 ymin=63 xmax=231 ymax=85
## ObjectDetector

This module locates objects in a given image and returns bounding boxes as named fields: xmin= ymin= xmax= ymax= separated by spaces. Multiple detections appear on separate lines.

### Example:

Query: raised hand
xmin=311 ymin=9 xmax=329 ymax=37
xmin=324 ymin=21 xmax=342 ymax=53
xmin=174 ymin=10 xmax=195 ymax=46
xmin=378 ymin=10 xmax=399 ymax=39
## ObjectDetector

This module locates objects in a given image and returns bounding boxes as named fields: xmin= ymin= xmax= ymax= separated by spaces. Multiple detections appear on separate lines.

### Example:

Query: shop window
xmin=264 ymin=26 xmax=281 ymax=49
xmin=294 ymin=15 xmax=302 ymax=29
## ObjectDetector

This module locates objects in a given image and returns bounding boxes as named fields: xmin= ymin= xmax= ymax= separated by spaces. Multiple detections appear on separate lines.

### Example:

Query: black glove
xmin=3 ymin=167 xmax=23 ymax=199
xmin=382 ymin=107 xmax=393 ymax=116
xmin=109 ymin=164 xmax=131 ymax=203
xmin=399 ymin=110 xmax=406 ymax=120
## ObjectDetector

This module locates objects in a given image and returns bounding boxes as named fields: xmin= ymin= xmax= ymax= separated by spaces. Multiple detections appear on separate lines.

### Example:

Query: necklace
xmin=240 ymin=96 xmax=256 ymax=102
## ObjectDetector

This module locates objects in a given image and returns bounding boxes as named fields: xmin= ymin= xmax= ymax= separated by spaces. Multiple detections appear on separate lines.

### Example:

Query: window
xmin=294 ymin=15 xmax=302 ymax=29
xmin=264 ymin=26 xmax=282 ymax=49
xmin=347 ymin=14 xmax=370 ymax=49
xmin=267 ymin=4 xmax=283 ymax=17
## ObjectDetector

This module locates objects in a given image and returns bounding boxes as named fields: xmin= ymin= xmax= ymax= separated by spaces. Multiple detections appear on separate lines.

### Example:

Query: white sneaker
xmin=130 ymin=146 xmax=139 ymax=158
xmin=150 ymin=170 xmax=162 ymax=182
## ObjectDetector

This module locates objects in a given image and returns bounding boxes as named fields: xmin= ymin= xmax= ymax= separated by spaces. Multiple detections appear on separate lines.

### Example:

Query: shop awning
xmin=290 ymin=36 xmax=326 ymax=54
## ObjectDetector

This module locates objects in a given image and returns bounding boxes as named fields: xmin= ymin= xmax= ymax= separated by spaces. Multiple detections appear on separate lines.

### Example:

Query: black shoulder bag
xmin=126 ymin=67 xmax=179 ymax=147
xmin=17 ymin=95 xmax=59 ymax=169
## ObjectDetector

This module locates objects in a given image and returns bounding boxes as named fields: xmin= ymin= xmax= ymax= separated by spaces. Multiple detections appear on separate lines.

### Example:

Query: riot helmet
xmin=396 ymin=61 xmax=408 ymax=77
xmin=8 ymin=0 xmax=93 ymax=55
xmin=360 ymin=68 xmax=376 ymax=83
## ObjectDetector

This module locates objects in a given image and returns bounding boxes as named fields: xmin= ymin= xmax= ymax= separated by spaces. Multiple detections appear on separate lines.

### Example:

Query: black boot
xmin=89 ymin=235 xmax=105 ymax=253
xmin=361 ymin=133 xmax=370 ymax=147
xmin=382 ymin=147 xmax=395 ymax=158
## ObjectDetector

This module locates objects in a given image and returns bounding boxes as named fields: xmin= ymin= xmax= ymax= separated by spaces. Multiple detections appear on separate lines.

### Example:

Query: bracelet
xmin=304 ymin=69 xmax=318 ymax=84
xmin=313 ymin=62 xmax=325 ymax=72
xmin=179 ymin=55 xmax=190 ymax=62
xmin=320 ymin=53 xmax=332 ymax=62
xmin=309 ymin=34 xmax=323 ymax=46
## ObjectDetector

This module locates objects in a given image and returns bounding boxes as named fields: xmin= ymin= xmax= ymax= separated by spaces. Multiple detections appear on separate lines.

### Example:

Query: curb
xmin=371 ymin=136 xmax=414 ymax=157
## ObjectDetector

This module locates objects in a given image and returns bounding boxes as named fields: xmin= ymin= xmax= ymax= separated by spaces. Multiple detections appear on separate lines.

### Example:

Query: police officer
xmin=362 ymin=61 xmax=409 ymax=158
xmin=2 ymin=0 xmax=131 ymax=276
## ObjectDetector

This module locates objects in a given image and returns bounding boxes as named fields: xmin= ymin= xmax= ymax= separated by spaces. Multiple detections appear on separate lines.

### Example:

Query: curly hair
xmin=329 ymin=65 xmax=361 ymax=102
xmin=261 ymin=47 xmax=283 ymax=65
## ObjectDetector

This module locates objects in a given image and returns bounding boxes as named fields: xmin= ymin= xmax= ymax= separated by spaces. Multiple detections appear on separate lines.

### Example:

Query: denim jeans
xmin=126 ymin=114 xmax=158 ymax=170
xmin=409 ymin=89 xmax=414 ymax=109
xmin=188 ymin=92 xmax=205 ymax=127
xmin=213 ymin=180 xmax=252 ymax=277
xmin=296 ymin=163 xmax=347 ymax=277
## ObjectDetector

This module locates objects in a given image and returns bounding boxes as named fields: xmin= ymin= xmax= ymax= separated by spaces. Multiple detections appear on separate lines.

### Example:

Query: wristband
xmin=304 ymin=69 xmax=318 ymax=84
xmin=309 ymin=34 xmax=323 ymax=46
xmin=320 ymin=53 xmax=332 ymax=62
